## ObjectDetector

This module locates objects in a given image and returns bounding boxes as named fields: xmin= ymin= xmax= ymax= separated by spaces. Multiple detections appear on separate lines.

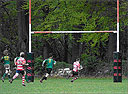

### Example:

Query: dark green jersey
xmin=43 ymin=58 xmax=56 ymax=69
xmin=1 ymin=56 xmax=10 ymax=65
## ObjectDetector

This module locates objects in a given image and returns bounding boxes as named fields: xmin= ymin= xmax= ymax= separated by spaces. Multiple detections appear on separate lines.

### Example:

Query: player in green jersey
xmin=1 ymin=50 xmax=11 ymax=82
xmin=40 ymin=53 xmax=56 ymax=83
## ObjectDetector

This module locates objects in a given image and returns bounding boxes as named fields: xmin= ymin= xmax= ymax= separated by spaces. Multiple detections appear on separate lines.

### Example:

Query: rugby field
xmin=0 ymin=78 xmax=127 ymax=94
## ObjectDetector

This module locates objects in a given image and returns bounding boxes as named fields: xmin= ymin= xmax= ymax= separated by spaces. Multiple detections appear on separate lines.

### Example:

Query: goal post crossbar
xmin=31 ymin=31 xmax=117 ymax=34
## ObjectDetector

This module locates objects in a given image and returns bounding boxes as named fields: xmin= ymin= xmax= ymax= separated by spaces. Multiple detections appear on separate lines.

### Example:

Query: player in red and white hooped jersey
xmin=10 ymin=52 xmax=27 ymax=86
xmin=67 ymin=58 xmax=81 ymax=82
xmin=73 ymin=59 xmax=80 ymax=72
xmin=16 ymin=56 xmax=26 ymax=71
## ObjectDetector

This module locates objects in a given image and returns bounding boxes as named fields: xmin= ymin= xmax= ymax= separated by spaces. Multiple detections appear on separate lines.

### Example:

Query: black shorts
xmin=72 ymin=71 xmax=78 ymax=76
xmin=16 ymin=70 xmax=25 ymax=75
xmin=46 ymin=68 xmax=52 ymax=74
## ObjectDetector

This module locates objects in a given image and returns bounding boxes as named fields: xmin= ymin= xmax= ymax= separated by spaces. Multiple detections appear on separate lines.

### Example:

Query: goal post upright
xmin=113 ymin=0 xmax=121 ymax=83
xmin=117 ymin=0 xmax=119 ymax=52
xmin=27 ymin=0 xmax=34 ymax=82
xmin=29 ymin=0 xmax=32 ymax=53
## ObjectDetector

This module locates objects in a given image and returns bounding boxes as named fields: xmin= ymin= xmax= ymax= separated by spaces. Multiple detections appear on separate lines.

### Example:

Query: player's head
xmin=76 ymin=58 xmax=80 ymax=62
xmin=3 ymin=50 xmax=9 ymax=55
xmin=49 ymin=53 xmax=53 ymax=58
xmin=20 ymin=52 xmax=25 ymax=57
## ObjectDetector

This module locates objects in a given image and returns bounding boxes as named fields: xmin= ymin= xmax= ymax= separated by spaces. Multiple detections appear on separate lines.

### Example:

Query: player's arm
xmin=42 ymin=60 xmax=47 ymax=71
xmin=42 ymin=59 xmax=47 ymax=67
xmin=22 ymin=59 xmax=28 ymax=65
xmin=22 ymin=59 xmax=29 ymax=70
xmin=24 ymin=60 xmax=29 ymax=66
xmin=1 ymin=57 xmax=4 ymax=63
xmin=54 ymin=61 xmax=56 ymax=65
xmin=24 ymin=63 xmax=29 ymax=66
xmin=14 ymin=58 xmax=17 ymax=65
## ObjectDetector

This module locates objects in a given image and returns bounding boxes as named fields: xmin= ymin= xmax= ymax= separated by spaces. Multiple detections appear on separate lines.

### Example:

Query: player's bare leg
xmin=71 ymin=76 xmax=78 ymax=82
xmin=40 ymin=73 xmax=49 ymax=83
xmin=9 ymin=73 xmax=19 ymax=83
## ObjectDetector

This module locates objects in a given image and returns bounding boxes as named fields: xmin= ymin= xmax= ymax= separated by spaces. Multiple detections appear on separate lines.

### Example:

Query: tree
xmin=17 ymin=0 xmax=28 ymax=52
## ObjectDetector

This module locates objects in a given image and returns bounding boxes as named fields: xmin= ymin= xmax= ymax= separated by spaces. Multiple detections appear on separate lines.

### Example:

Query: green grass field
xmin=0 ymin=78 xmax=127 ymax=94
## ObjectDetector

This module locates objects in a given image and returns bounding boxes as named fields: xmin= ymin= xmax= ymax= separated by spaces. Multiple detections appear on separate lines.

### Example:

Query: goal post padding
xmin=113 ymin=52 xmax=122 ymax=82
xmin=26 ymin=52 xmax=34 ymax=82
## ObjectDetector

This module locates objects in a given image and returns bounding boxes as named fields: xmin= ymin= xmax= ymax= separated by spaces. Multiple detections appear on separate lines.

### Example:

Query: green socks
xmin=2 ymin=73 xmax=7 ymax=79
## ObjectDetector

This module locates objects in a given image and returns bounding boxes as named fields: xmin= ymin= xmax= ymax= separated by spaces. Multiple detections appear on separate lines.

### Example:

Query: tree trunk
xmin=17 ymin=0 xmax=28 ymax=53
xmin=43 ymin=40 xmax=49 ymax=59
xmin=70 ymin=34 xmax=81 ymax=63
xmin=63 ymin=35 xmax=68 ymax=63
xmin=106 ymin=33 xmax=116 ymax=61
